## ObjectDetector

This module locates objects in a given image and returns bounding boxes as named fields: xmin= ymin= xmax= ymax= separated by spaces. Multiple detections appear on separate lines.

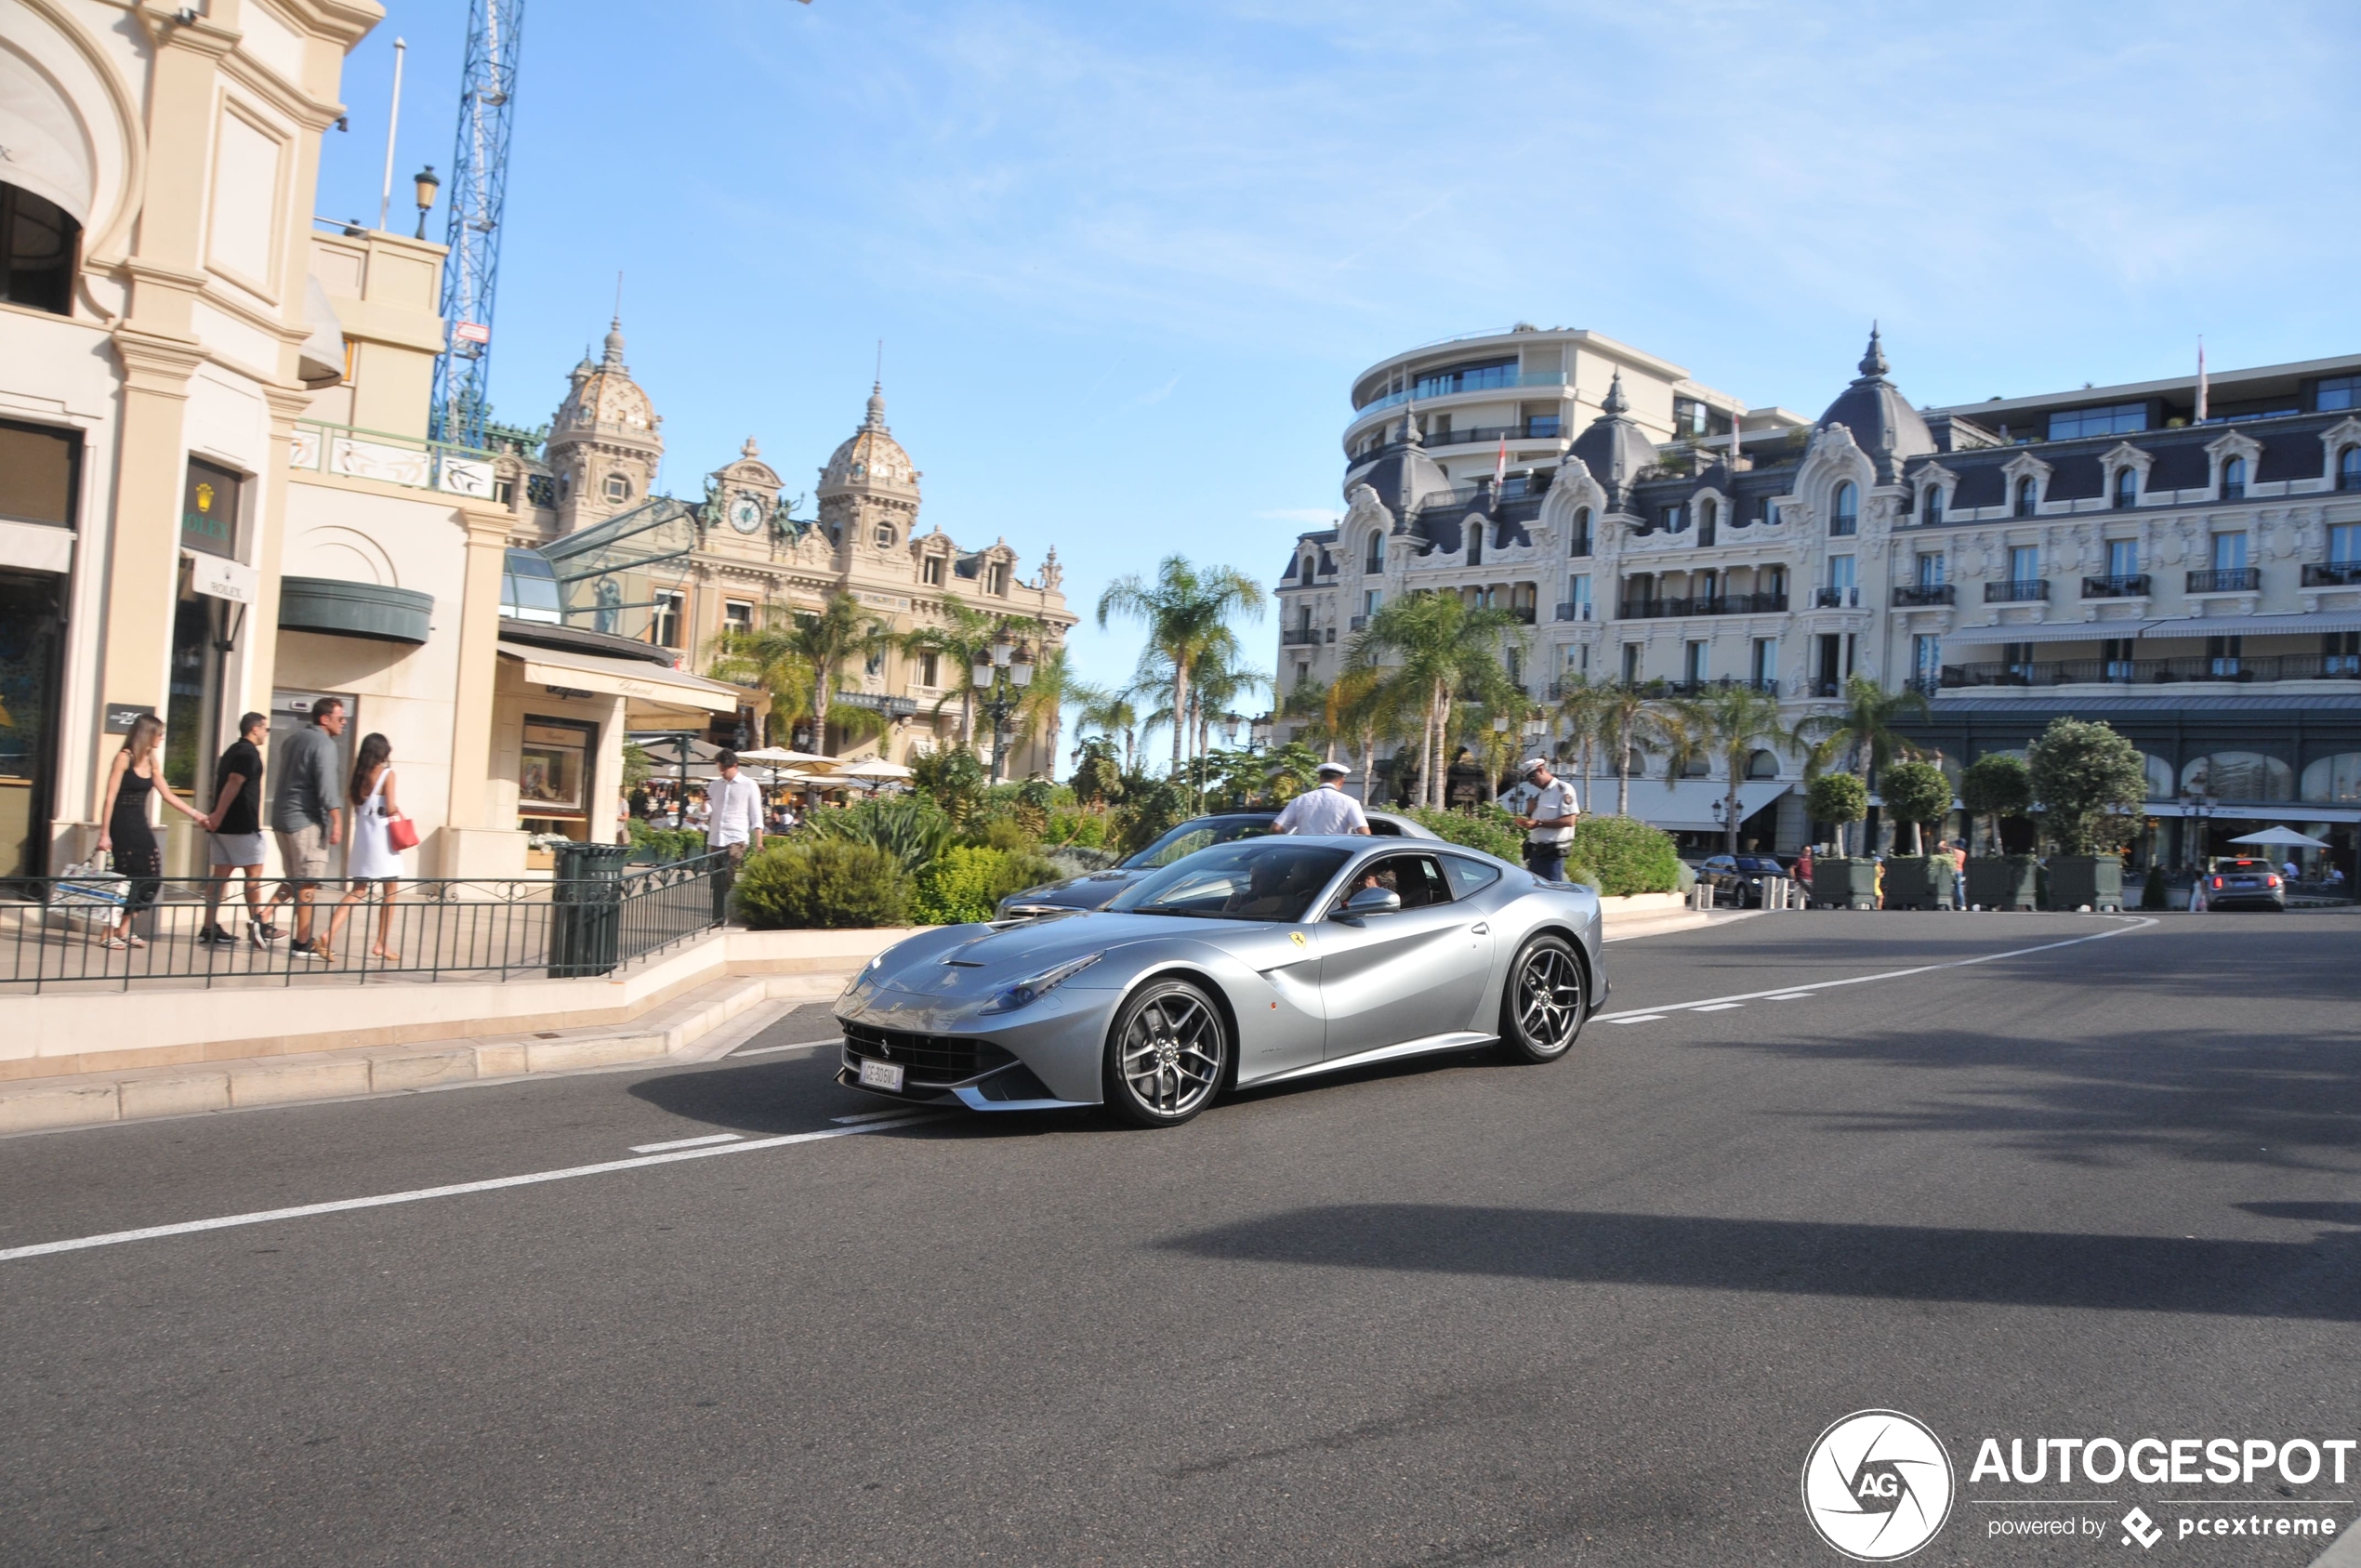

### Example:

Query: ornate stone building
xmin=489 ymin=327 xmax=1073 ymax=770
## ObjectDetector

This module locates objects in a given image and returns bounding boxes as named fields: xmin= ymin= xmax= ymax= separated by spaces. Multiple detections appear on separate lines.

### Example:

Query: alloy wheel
xmin=1115 ymin=988 xmax=1224 ymax=1119
xmin=1513 ymin=944 xmax=1583 ymax=1055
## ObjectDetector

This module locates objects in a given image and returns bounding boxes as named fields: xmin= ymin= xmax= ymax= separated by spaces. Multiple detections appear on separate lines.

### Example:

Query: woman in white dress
xmin=326 ymin=731 xmax=405 ymax=963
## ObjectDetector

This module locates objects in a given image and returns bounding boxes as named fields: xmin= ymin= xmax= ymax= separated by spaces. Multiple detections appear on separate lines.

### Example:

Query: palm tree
xmin=1071 ymin=681 xmax=1141 ymax=774
xmin=1800 ymin=675 xmax=1929 ymax=784
xmin=1184 ymin=635 xmax=1268 ymax=765
xmin=793 ymin=592 xmax=895 ymax=750
xmin=1012 ymin=643 xmax=1074 ymax=778
xmin=1551 ymin=677 xmax=1614 ymax=816
xmin=1344 ymin=590 xmax=1524 ymax=810
xmin=900 ymin=595 xmax=1041 ymax=750
xmin=1575 ymin=679 xmax=1683 ymax=816
xmin=706 ymin=619 xmax=816 ymax=747
xmin=1678 ymin=683 xmax=1799 ymax=856
xmin=1097 ymin=556 xmax=1267 ymax=776
xmin=1323 ymin=667 xmax=1415 ymax=803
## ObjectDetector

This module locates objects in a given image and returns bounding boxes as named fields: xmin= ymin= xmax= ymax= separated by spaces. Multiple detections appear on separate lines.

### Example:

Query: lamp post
xmin=412 ymin=165 xmax=440 ymax=239
xmin=2181 ymin=788 xmax=2217 ymax=870
xmin=971 ymin=635 xmax=1034 ymax=783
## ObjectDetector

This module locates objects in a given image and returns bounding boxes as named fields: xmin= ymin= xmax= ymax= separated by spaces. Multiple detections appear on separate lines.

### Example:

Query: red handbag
xmin=386 ymin=813 xmax=420 ymax=851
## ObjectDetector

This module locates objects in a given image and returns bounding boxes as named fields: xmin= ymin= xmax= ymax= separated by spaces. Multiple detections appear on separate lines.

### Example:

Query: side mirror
xmin=1338 ymin=885 xmax=1402 ymax=917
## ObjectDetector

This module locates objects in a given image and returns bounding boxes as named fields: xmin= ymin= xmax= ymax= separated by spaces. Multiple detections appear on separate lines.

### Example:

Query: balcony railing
xmin=1814 ymin=586 xmax=1862 ymax=609
xmin=1356 ymin=370 xmax=1570 ymax=415
xmin=1984 ymin=580 xmax=2051 ymax=602
xmin=2303 ymin=562 xmax=2361 ymax=587
xmin=2081 ymin=574 xmax=2151 ymax=599
xmin=1510 ymin=605 xmax=1537 ymax=625
xmin=1942 ymin=654 xmax=2361 ymax=689
xmin=1348 ymin=614 xmax=1367 ymax=631
xmin=1892 ymin=584 xmax=1956 ymax=607
xmin=2187 ymin=568 xmax=2262 ymax=593
xmin=1619 ymin=592 xmax=1788 ymax=619
xmin=1555 ymin=601 xmax=1594 ymax=622
xmin=1280 ymin=627 xmax=1322 ymax=647
xmin=289 ymin=419 xmax=500 ymax=499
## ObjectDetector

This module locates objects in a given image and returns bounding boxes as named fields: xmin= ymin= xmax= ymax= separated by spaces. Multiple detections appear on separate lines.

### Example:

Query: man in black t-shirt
xmin=201 ymin=712 xmax=275 ymax=946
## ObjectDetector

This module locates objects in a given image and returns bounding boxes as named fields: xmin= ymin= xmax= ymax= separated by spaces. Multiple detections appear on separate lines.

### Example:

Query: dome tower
xmin=815 ymin=381 xmax=922 ymax=562
xmin=546 ymin=316 xmax=666 ymax=534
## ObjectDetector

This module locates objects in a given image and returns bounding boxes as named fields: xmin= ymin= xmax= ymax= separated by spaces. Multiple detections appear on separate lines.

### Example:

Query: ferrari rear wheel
xmin=1104 ymin=979 xmax=1228 ymax=1127
xmin=1499 ymin=935 xmax=1584 ymax=1063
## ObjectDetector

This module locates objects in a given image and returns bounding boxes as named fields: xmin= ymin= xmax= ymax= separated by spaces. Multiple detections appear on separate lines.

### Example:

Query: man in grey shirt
xmin=270 ymin=697 xmax=346 ymax=958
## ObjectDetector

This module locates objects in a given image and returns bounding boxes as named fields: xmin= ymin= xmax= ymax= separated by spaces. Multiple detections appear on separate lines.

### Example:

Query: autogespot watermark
xmin=1803 ymin=1413 xmax=2354 ymax=1557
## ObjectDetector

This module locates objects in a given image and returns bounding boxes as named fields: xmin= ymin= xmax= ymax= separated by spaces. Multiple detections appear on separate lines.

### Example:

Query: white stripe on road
xmin=627 ymin=1132 xmax=744 ymax=1153
xmin=1693 ymin=1002 xmax=1744 ymax=1013
xmin=0 ymin=1115 xmax=939 ymax=1264
xmin=732 ymin=1037 xmax=842 ymax=1057
xmin=1593 ymin=917 xmax=2156 ymax=1022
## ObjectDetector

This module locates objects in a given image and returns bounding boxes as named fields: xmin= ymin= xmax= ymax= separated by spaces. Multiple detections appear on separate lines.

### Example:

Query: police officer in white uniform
xmin=1272 ymin=760 xmax=1372 ymax=836
xmin=1509 ymin=756 xmax=1579 ymax=880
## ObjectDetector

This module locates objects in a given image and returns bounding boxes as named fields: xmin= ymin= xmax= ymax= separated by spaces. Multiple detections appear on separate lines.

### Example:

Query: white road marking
xmin=829 ymin=1108 xmax=918 ymax=1125
xmin=1693 ymin=1002 xmax=1744 ymax=1012
xmin=627 ymin=1132 xmax=743 ymax=1153
xmin=0 ymin=1115 xmax=941 ymax=1265
xmin=733 ymin=1037 xmax=841 ymax=1058
xmin=1593 ymin=917 xmax=2156 ymax=1021
xmin=1763 ymin=992 xmax=1814 ymax=1000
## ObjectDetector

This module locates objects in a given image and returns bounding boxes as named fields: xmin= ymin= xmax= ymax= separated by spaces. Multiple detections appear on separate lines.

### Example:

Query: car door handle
xmin=1470 ymin=922 xmax=1489 ymax=935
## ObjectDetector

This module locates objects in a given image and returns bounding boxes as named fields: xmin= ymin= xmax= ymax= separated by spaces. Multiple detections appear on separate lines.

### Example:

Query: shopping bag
xmin=52 ymin=854 xmax=127 ymax=929
xmin=386 ymin=813 xmax=420 ymax=851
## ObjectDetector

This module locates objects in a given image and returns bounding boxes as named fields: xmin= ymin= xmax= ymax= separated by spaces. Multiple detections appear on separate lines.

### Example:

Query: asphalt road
xmin=5 ymin=910 xmax=2359 ymax=1566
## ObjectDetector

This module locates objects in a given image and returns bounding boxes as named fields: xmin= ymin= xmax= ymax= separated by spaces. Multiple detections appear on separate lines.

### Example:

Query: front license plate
xmin=858 ymin=1059 xmax=904 ymax=1092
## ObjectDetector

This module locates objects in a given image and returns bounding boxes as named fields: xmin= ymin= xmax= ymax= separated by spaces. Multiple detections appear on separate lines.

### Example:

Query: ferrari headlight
xmin=982 ymin=952 xmax=1102 ymax=1014
xmin=840 ymin=950 xmax=890 ymax=1006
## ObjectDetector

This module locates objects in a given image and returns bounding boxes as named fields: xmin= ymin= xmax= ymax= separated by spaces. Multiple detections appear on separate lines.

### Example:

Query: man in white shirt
xmin=1509 ymin=757 xmax=1579 ymax=881
xmin=706 ymin=750 xmax=766 ymax=920
xmin=1272 ymin=761 xmax=1371 ymax=836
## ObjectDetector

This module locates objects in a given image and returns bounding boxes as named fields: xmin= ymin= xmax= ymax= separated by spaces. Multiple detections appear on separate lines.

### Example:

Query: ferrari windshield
xmin=1107 ymin=840 xmax=1352 ymax=922
xmin=1120 ymin=815 xmax=1278 ymax=871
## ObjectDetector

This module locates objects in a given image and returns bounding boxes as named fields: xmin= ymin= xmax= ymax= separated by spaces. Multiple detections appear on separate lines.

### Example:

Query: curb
xmin=0 ymin=970 xmax=849 ymax=1137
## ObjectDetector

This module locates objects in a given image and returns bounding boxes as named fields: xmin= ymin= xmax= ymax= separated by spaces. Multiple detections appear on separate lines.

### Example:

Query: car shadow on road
xmin=623 ymin=1053 xmax=1093 ymax=1141
xmin=1155 ymin=1204 xmax=2361 ymax=1321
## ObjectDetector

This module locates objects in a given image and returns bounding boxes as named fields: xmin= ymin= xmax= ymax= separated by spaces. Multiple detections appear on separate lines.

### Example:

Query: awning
xmin=298 ymin=275 xmax=347 ymax=389
xmin=1571 ymin=777 xmax=1792 ymax=833
xmin=1946 ymin=610 xmax=2361 ymax=649
xmin=0 ymin=46 xmax=94 ymax=224
xmin=498 ymin=639 xmax=742 ymax=715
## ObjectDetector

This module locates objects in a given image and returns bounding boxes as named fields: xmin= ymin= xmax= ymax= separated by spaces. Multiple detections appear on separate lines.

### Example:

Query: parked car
xmin=1695 ymin=853 xmax=1792 ymax=907
xmin=2200 ymin=857 xmax=2287 ymax=911
xmin=996 ymin=809 xmax=1439 ymax=919
xmin=841 ymin=835 xmax=1604 ymax=1126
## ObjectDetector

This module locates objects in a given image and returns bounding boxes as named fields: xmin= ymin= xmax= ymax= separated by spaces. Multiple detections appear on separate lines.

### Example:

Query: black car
xmin=995 ymin=809 xmax=1441 ymax=919
xmin=1695 ymin=853 xmax=1792 ymax=908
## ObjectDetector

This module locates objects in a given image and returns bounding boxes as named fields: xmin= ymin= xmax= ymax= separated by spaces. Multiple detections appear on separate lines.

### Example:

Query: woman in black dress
xmin=95 ymin=714 xmax=211 ymax=950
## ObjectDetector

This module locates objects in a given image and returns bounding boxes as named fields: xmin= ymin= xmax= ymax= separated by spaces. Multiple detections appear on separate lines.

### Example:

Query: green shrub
xmin=1044 ymin=809 xmax=1107 ymax=850
xmin=735 ymin=840 xmax=909 ymax=929
xmin=626 ymin=816 xmax=706 ymax=863
xmin=1569 ymin=813 xmax=1682 ymax=897
xmin=1111 ymin=779 xmax=1194 ymax=858
xmin=2026 ymin=716 xmax=2146 ymax=855
xmin=977 ymin=816 xmax=1035 ymax=854
xmin=1405 ymin=804 xmax=1524 ymax=863
xmin=801 ymin=793 xmax=951 ymax=873
xmin=910 ymin=746 xmax=988 ymax=826
xmin=1959 ymin=754 xmax=2033 ymax=854
xmin=1880 ymin=760 xmax=1954 ymax=854
xmin=1563 ymin=865 xmax=1603 ymax=891
xmin=1806 ymin=772 xmax=1870 ymax=854
xmin=2139 ymin=866 xmax=2171 ymax=910
xmin=910 ymin=845 xmax=1065 ymax=925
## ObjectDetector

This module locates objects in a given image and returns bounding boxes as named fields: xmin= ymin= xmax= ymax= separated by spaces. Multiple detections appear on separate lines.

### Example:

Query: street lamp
xmin=974 ymin=633 xmax=1034 ymax=782
xmin=412 ymin=165 xmax=440 ymax=239
xmin=2181 ymin=788 xmax=2217 ymax=869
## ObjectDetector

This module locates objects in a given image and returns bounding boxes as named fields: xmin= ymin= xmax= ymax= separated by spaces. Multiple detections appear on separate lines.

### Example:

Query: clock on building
xmin=728 ymin=494 xmax=765 ymax=534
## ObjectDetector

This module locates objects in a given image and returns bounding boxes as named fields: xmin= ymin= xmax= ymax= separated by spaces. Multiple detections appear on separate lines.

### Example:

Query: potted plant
xmin=1805 ymin=772 xmax=1877 ymax=909
xmin=1878 ymin=759 xmax=1957 ymax=910
xmin=2027 ymin=717 xmax=2143 ymax=911
xmin=1959 ymin=753 xmax=2038 ymax=910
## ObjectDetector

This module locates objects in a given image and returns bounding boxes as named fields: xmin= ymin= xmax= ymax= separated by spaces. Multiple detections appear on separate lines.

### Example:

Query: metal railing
xmin=2187 ymin=568 xmax=2261 ymax=593
xmin=2081 ymin=573 xmax=2151 ymax=599
xmin=1985 ymin=580 xmax=2051 ymax=602
xmin=1941 ymin=654 xmax=2361 ymax=690
xmin=1814 ymin=586 xmax=1862 ymax=609
xmin=1555 ymin=601 xmax=1593 ymax=621
xmin=289 ymin=419 xmax=502 ymax=502
xmin=1620 ymin=592 xmax=1787 ymax=619
xmin=1892 ymin=584 xmax=1956 ymax=606
xmin=1 ymin=852 xmax=727 ymax=994
xmin=2303 ymin=562 xmax=2361 ymax=586
xmin=1280 ymin=627 xmax=1323 ymax=646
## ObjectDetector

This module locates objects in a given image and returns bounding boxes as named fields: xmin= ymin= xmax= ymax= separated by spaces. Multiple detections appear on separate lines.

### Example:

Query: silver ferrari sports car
xmin=836 ymin=835 xmax=1606 ymax=1127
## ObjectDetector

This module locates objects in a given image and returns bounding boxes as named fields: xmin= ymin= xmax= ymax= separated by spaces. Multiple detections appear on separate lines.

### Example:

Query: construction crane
xmin=429 ymin=0 xmax=525 ymax=451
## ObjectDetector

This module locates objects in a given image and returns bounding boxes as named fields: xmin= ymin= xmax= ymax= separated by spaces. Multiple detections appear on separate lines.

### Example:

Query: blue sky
xmin=319 ymin=0 xmax=2361 ymax=705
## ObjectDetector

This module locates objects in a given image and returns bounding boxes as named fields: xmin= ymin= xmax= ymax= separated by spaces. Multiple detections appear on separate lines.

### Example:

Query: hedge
xmin=910 ymin=846 xmax=1067 ymax=926
xmin=1568 ymin=813 xmax=1682 ymax=897
xmin=735 ymin=840 xmax=909 ymax=929
xmin=1404 ymin=804 xmax=1524 ymax=863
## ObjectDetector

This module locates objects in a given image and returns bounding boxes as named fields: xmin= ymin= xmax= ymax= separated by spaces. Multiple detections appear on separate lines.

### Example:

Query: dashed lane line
xmin=627 ymin=1132 xmax=744 ymax=1154
xmin=1693 ymin=1003 xmax=1745 ymax=1013
xmin=0 ymin=1114 xmax=943 ymax=1265
xmin=1592 ymin=916 xmax=2157 ymax=1022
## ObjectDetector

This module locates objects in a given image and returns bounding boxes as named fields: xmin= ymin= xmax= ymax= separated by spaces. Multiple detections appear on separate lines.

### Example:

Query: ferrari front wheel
xmin=1499 ymin=935 xmax=1584 ymax=1063
xmin=1104 ymin=979 xmax=1228 ymax=1127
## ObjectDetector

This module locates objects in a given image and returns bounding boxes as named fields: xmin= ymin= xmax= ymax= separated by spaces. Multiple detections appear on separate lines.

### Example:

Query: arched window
xmin=1365 ymin=531 xmax=1385 ymax=572
xmin=2222 ymin=455 xmax=2247 ymax=500
xmin=1466 ymin=522 xmax=1483 ymax=566
xmin=1830 ymin=481 xmax=1858 ymax=536
xmin=0 ymin=183 xmax=80 ymax=317
xmin=1571 ymin=507 xmax=1593 ymax=557
xmin=2113 ymin=466 xmax=2138 ymax=509
xmin=1923 ymin=485 xmax=1944 ymax=526
xmin=2341 ymin=447 xmax=2361 ymax=492
xmin=2014 ymin=476 xmax=2038 ymax=517
xmin=1746 ymin=748 xmax=1781 ymax=780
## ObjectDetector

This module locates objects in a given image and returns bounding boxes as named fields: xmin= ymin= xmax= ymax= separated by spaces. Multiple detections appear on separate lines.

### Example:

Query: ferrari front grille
xmin=842 ymin=1020 xmax=1016 ymax=1080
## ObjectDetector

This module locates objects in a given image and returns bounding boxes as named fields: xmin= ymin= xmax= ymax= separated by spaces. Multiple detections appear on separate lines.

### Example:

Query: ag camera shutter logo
xmin=1801 ymin=1409 xmax=1956 ymax=1561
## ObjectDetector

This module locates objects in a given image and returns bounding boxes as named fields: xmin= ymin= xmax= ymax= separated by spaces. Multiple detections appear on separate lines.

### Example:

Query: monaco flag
xmin=1494 ymin=436 xmax=1509 ymax=491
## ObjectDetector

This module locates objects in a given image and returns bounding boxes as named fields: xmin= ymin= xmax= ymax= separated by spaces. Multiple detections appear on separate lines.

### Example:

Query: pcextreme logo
xmin=1802 ymin=1410 xmax=1958 ymax=1561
